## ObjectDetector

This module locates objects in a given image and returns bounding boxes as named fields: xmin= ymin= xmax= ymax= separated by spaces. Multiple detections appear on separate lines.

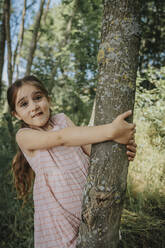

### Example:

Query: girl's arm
xmin=65 ymin=115 xmax=137 ymax=160
xmin=65 ymin=115 xmax=91 ymax=156
xmin=16 ymin=111 xmax=135 ymax=152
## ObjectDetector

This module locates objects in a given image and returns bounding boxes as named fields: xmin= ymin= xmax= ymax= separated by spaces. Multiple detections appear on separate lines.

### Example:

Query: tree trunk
xmin=77 ymin=1 xmax=141 ymax=247
xmin=0 ymin=0 xmax=6 ymax=98
xmin=25 ymin=0 xmax=46 ymax=75
xmin=3 ymin=0 xmax=16 ymax=151
xmin=13 ymin=0 xmax=27 ymax=79
xmin=37 ymin=0 xmax=50 ymax=42
xmin=4 ymin=0 xmax=12 ymax=86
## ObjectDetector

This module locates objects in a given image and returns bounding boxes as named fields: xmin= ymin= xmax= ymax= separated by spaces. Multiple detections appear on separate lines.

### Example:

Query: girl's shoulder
xmin=16 ymin=113 xmax=67 ymax=134
xmin=16 ymin=127 xmax=31 ymax=136
xmin=51 ymin=113 xmax=68 ymax=128
xmin=15 ymin=113 xmax=68 ymax=139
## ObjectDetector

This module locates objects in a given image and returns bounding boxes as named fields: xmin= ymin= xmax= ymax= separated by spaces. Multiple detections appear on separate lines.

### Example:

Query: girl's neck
xmin=23 ymin=116 xmax=54 ymax=131
xmin=42 ymin=117 xmax=54 ymax=131
xmin=36 ymin=118 xmax=53 ymax=131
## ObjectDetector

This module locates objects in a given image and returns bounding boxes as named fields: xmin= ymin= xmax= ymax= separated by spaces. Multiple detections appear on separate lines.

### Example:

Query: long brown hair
xmin=7 ymin=75 xmax=49 ymax=201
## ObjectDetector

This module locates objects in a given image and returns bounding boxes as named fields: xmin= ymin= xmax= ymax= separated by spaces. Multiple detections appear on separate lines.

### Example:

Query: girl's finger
xmin=131 ymin=123 xmax=136 ymax=130
xmin=128 ymin=157 xmax=134 ymax=161
xmin=120 ymin=110 xmax=132 ymax=120
xmin=128 ymin=139 xmax=134 ymax=145
xmin=126 ymin=151 xmax=135 ymax=158
xmin=131 ymin=133 xmax=135 ymax=139
xmin=126 ymin=145 xmax=136 ymax=152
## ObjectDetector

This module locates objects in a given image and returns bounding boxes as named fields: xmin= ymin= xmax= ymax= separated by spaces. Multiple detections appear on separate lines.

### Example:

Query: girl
xmin=7 ymin=75 xmax=136 ymax=248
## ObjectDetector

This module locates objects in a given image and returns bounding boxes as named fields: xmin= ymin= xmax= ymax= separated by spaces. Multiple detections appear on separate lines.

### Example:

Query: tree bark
xmin=77 ymin=1 xmax=141 ymax=247
xmin=0 ymin=0 xmax=6 ymax=98
xmin=25 ymin=0 xmax=46 ymax=75
xmin=4 ymin=0 xmax=12 ymax=86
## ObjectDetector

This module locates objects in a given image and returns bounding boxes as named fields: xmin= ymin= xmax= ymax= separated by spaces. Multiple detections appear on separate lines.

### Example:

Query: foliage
xmin=135 ymin=66 xmax=165 ymax=149
xmin=140 ymin=0 xmax=165 ymax=69
xmin=0 ymin=120 xmax=34 ymax=248
xmin=0 ymin=160 xmax=34 ymax=248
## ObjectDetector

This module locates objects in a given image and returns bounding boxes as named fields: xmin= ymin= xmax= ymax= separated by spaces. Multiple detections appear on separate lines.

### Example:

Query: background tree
xmin=0 ymin=0 xmax=6 ymax=98
xmin=77 ymin=1 xmax=141 ymax=247
xmin=25 ymin=0 xmax=46 ymax=75
xmin=13 ymin=0 xmax=27 ymax=79
xmin=4 ymin=0 xmax=12 ymax=85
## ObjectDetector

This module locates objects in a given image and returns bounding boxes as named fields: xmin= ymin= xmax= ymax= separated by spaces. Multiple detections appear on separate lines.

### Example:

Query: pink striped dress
xmin=21 ymin=113 xmax=89 ymax=248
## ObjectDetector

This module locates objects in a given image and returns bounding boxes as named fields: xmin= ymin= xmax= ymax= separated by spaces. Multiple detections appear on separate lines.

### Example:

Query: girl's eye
xmin=34 ymin=95 xmax=42 ymax=101
xmin=20 ymin=102 xmax=28 ymax=107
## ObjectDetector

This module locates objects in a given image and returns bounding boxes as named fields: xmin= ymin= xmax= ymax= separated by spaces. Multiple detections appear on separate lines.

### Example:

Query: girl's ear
xmin=12 ymin=111 xmax=22 ymax=120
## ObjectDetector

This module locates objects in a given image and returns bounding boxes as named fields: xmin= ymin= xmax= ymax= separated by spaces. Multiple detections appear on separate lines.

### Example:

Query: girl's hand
xmin=126 ymin=141 xmax=137 ymax=161
xmin=111 ymin=110 xmax=136 ymax=145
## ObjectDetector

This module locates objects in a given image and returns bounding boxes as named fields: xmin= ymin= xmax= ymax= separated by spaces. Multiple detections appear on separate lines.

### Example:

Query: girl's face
xmin=14 ymin=84 xmax=51 ymax=129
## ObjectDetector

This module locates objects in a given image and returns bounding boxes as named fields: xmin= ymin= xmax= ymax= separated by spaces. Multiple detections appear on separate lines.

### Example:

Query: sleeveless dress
xmin=20 ymin=113 xmax=89 ymax=248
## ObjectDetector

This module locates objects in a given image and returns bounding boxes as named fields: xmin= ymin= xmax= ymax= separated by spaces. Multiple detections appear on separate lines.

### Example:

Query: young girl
xmin=7 ymin=75 xmax=136 ymax=248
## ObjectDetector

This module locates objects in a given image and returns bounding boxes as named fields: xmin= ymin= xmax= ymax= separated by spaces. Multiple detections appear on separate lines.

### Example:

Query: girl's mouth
xmin=33 ymin=112 xmax=43 ymax=118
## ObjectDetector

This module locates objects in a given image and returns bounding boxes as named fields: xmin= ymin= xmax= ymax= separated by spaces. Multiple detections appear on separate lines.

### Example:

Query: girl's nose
xmin=30 ymin=101 xmax=39 ymax=112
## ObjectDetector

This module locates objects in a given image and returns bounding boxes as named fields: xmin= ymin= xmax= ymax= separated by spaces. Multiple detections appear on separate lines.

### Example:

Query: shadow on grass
xmin=119 ymin=190 xmax=165 ymax=248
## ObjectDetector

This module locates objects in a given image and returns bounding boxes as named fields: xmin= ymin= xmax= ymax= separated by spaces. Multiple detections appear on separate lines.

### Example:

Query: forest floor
xmin=119 ymin=116 xmax=165 ymax=248
xmin=120 ymin=193 xmax=165 ymax=248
